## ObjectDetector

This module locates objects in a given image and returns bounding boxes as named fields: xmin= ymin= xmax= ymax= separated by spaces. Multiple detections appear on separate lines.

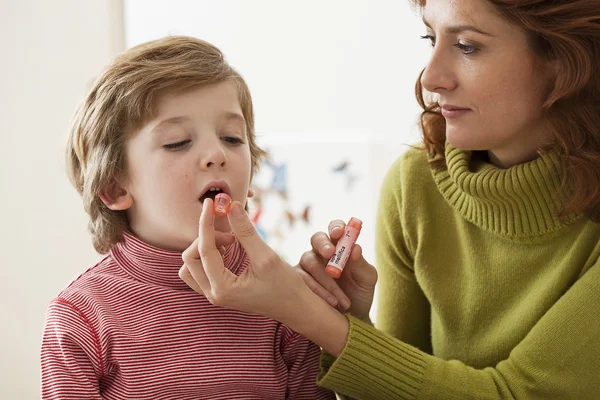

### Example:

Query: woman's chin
xmin=446 ymin=129 xmax=488 ymax=152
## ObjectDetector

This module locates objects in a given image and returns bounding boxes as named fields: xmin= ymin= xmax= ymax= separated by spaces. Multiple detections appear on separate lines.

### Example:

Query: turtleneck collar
xmin=431 ymin=143 xmax=581 ymax=242
xmin=111 ymin=231 xmax=248 ymax=290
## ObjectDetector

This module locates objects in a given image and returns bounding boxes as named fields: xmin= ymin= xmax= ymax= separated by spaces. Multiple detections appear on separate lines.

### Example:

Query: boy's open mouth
xmin=198 ymin=181 xmax=231 ymax=203
xmin=199 ymin=187 xmax=224 ymax=202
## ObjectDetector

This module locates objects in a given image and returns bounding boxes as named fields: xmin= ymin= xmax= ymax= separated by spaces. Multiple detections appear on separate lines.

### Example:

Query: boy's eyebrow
xmin=223 ymin=112 xmax=246 ymax=124
xmin=422 ymin=17 xmax=494 ymax=37
xmin=153 ymin=116 xmax=190 ymax=130
xmin=151 ymin=112 xmax=245 ymax=133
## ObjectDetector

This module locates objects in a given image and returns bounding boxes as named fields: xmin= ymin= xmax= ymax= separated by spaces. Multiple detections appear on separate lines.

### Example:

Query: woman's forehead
xmin=422 ymin=0 xmax=500 ymax=30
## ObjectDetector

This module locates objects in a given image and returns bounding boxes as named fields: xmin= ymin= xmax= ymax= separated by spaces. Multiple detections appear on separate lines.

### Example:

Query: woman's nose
xmin=420 ymin=47 xmax=457 ymax=94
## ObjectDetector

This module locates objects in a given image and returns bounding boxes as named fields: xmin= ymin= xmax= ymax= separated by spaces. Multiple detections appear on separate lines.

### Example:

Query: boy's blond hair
xmin=67 ymin=36 xmax=267 ymax=254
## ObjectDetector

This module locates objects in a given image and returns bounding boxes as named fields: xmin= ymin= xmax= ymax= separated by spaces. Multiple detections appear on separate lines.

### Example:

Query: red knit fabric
xmin=41 ymin=232 xmax=334 ymax=400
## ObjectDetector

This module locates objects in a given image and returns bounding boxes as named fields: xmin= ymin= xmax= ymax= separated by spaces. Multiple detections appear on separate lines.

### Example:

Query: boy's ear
xmin=98 ymin=184 xmax=134 ymax=211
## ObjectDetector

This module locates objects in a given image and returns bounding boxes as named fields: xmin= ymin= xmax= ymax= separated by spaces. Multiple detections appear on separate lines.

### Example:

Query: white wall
xmin=0 ymin=1 xmax=124 ymax=398
xmin=125 ymin=0 xmax=428 ymax=142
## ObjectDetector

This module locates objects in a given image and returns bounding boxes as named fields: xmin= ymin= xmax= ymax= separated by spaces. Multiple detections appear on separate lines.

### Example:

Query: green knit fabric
xmin=318 ymin=144 xmax=600 ymax=399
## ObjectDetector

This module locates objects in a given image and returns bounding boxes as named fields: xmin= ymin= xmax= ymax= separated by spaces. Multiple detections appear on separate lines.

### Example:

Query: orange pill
xmin=213 ymin=193 xmax=232 ymax=216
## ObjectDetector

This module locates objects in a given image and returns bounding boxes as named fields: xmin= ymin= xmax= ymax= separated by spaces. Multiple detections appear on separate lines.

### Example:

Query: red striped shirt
xmin=41 ymin=231 xmax=334 ymax=400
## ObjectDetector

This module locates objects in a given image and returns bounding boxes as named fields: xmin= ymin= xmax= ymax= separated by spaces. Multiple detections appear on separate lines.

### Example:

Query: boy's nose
xmin=200 ymin=147 xmax=227 ymax=170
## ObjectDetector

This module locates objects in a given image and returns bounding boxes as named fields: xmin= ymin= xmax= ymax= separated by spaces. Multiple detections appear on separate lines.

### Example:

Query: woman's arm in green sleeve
xmin=318 ymin=259 xmax=600 ymax=400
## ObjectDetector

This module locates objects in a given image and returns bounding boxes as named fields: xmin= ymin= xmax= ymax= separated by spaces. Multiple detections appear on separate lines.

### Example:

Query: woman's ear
xmin=98 ymin=184 xmax=134 ymax=211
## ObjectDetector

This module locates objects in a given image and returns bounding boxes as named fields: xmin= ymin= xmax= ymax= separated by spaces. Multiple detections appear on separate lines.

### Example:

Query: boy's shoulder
xmin=50 ymin=253 xmax=122 ymax=311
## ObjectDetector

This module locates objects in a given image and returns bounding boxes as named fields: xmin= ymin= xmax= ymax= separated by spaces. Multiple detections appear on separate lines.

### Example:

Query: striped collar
xmin=111 ymin=231 xmax=248 ymax=290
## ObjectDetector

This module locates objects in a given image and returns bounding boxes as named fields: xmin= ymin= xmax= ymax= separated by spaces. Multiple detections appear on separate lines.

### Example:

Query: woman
xmin=181 ymin=0 xmax=600 ymax=398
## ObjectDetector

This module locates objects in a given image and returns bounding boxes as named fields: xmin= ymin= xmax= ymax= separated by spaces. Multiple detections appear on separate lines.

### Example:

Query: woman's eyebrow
xmin=422 ymin=17 xmax=494 ymax=37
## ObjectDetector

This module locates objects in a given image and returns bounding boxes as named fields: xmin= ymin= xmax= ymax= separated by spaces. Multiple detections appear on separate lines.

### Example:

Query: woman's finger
xmin=328 ymin=219 xmax=346 ymax=240
xmin=182 ymin=233 xmax=233 ymax=264
xmin=344 ymin=244 xmax=378 ymax=291
xmin=182 ymin=238 xmax=200 ymax=263
xmin=349 ymin=243 xmax=363 ymax=261
xmin=215 ymin=231 xmax=236 ymax=248
xmin=227 ymin=201 xmax=278 ymax=268
xmin=310 ymin=231 xmax=336 ymax=259
xmin=195 ymin=199 xmax=234 ymax=291
xmin=178 ymin=264 xmax=207 ymax=295
xmin=299 ymin=250 xmax=351 ymax=310
xmin=181 ymin=237 xmax=212 ymax=295
xmin=293 ymin=265 xmax=338 ymax=307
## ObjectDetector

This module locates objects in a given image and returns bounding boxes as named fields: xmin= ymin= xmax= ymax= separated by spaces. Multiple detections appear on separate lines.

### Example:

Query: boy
xmin=41 ymin=36 xmax=334 ymax=400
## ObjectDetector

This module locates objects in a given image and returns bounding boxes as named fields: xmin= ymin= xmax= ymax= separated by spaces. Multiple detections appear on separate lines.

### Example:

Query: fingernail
xmin=332 ymin=226 xmax=343 ymax=234
xmin=340 ymin=298 xmax=351 ymax=310
xmin=323 ymin=244 xmax=332 ymax=254
xmin=230 ymin=202 xmax=243 ymax=217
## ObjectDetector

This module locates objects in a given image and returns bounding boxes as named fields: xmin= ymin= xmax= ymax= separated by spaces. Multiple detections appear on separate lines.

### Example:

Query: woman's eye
xmin=163 ymin=140 xmax=191 ymax=150
xmin=420 ymin=35 xmax=436 ymax=47
xmin=454 ymin=42 xmax=478 ymax=55
xmin=222 ymin=136 xmax=244 ymax=145
xmin=421 ymin=34 xmax=478 ymax=55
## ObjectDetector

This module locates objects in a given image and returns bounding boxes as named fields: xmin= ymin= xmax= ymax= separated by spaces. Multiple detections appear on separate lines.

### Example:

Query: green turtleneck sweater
xmin=317 ymin=144 xmax=600 ymax=399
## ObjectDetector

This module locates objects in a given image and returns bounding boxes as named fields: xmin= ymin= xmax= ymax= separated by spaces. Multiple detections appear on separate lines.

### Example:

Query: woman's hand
xmin=180 ymin=200 xmax=353 ymax=356
xmin=180 ymin=199 xmax=313 ymax=323
xmin=295 ymin=220 xmax=378 ymax=323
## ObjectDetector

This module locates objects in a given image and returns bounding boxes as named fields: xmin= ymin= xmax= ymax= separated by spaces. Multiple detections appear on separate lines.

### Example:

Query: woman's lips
xmin=441 ymin=105 xmax=471 ymax=119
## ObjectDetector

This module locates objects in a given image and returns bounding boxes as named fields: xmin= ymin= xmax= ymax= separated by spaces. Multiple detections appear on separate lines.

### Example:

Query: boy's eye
xmin=222 ymin=136 xmax=244 ymax=145
xmin=163 ymin=140 xmax=191 ymax=150
xmin=420 ymin=34 xmax=436 ymax=47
